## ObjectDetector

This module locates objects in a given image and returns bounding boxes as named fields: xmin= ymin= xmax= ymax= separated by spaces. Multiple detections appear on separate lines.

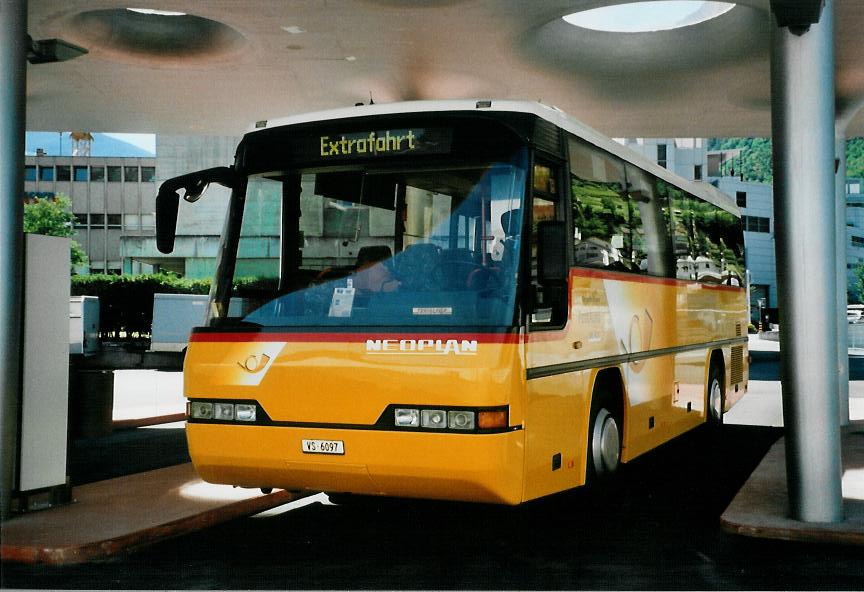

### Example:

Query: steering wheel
xmin=430 ymin=261 xmax=503 ymax=292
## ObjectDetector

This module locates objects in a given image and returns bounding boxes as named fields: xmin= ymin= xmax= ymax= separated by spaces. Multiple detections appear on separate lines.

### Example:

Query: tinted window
xmin=702 ymin=205 xmax=745 ymax=285
xmin=239 ymin=153 xmax=529 ymax=328
xmin=624 ymin=165 xmax=674 ymax=277
xmin=24 ymin=165 xmax=37 ymax=181
xmin=665 ymin=183 xmax=744 ymax=285
xmin=74 ymin=166 xmax=89 ymax=182
xmin=124 ymin=166 xmax=139 ymax=183
xmin=56 ymin=165 xmax=71 ymax=181
xmin=569 ymin=137 xmax=633 ymax=272
xmin=90 ymin=166 xmax=105 ymax=182
xmin=107 ymin=166 xmax=122 ymax=182
xmin=141 ymin=166 xmax=156 ymax=182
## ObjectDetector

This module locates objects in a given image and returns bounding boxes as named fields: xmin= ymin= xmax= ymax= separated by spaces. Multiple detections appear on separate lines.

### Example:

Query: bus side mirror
xmin=156 ymin=188 xmax=180 ymax=254
xmin=156 ymin=166 xmax=240 ymax=254
xmin=537 ymin=220 xmax=567 ymax=284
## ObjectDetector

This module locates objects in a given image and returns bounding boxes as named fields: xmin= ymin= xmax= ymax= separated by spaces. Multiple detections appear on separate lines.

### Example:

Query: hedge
xmin=71 ymin=274 xmax=276 ymax=340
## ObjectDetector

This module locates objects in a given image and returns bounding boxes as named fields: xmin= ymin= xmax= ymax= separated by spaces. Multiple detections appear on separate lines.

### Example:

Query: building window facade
xmin=38 ymin=165 xmax=54 ymax=182
xmin=736 ymin=191 xmax=747 ymax=207
xmin=743 ymin=215 xmax=770 ymax=233
xmin=24 ymin=153 xmax=158 ymax=277
xmin=657 ymin=144 xmax=667 ymax=169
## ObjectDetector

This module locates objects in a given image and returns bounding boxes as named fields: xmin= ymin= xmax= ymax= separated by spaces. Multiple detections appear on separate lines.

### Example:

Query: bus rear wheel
xmin=588 ymin=397 xmax=622 ymax=480
xmin=707 ymin=362 xmax=725 ymax=426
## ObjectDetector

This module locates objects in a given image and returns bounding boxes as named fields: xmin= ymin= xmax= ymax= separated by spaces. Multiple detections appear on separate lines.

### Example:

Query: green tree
xmin=23 ymin=194 xmax=88 ymax=270
xmin=848 ymin=137 xmax=864 ymax=179
xmin=707 ymin=137 xmax=864 ymax=183
xmin=852 ymin=263 xmax=864 ymax=304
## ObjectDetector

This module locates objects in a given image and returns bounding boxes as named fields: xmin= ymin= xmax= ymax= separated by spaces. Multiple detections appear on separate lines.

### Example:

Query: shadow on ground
xmin=8 ymin=424 xmax=862 ymax=590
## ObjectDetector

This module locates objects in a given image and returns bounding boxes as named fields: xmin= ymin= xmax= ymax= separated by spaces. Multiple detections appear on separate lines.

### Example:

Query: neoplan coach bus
xmin=156 ymin=100 xmax=748 ymax=505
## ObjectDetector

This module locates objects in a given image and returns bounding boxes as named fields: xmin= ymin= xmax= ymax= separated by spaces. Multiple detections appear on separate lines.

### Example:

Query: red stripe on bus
xmin=189 ymin=332 xmax=522 ymax=344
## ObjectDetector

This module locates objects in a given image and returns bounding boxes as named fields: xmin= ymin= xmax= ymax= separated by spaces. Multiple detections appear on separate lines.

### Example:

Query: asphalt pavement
xmin=4 ymin=344 xmax=864 ymax=589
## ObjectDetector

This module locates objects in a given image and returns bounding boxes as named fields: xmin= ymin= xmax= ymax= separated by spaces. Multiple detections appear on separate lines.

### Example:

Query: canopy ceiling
xmin=25 ymin=0 xmax=864 ymax=138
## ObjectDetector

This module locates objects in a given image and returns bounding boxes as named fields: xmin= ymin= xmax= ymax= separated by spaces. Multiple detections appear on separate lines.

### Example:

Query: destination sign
xmin=317 ymin=128 xmax=452 ymax=160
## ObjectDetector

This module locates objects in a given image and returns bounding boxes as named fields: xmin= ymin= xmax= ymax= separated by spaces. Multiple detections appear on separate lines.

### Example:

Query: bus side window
xmin=568 ymin=137 xmax=632 ymax=273
xmin=530 ymin=162 xmax=567 ymax=327
xmin=666 ymin=184 xmax=698 ymax=281
xmin=697 ymin=202 xmax=745 ymax=286
xmin=624 ymin=165 xmax=675 ymax=278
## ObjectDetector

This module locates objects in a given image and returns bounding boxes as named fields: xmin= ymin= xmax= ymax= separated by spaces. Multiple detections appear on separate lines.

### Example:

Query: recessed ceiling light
xmin=563 ymin=1 xmax=735 ymax=33
xmin=345 ymin=56 xmax=357 ymax=62
xmin=126 ymin=8 xmax=187 ymax=16
xmin=281 ymin=26 xmax=305 ymax=34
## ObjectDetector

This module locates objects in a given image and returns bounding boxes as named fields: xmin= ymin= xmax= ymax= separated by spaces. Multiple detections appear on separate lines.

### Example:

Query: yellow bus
xmin=156 ymin=100 xmax=748 ymax=505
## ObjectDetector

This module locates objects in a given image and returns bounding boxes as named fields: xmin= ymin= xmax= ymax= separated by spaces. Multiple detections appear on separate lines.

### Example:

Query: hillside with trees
xmin=707 ymin=137 xmax=864 ymax=183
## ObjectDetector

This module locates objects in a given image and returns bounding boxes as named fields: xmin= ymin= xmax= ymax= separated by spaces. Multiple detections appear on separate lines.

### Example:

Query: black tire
xmin=706 ymin=360 xmax=725 ymax=427
xmin=587 ymin=393 xmax=622 ymax=482
xmin=326 ymin=492 xmax=383 ymax=507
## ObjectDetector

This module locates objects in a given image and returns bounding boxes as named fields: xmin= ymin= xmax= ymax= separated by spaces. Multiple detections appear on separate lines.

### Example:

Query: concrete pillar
xmin=770 ymin=0 xmax=844 ymax=522
xmin=0 ymin=0 xmax=27 ymax=521
xmin=836 ymin=134 xmax=850 ymax=427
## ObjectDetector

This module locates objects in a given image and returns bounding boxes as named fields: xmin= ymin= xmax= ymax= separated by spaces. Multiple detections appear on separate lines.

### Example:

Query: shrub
xmin=71 ymin=274 xmax=211 ymax=340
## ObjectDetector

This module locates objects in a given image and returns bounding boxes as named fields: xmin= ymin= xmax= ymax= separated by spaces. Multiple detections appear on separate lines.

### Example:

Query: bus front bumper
xmin=186 ymin=423 xmax=526 ymax=505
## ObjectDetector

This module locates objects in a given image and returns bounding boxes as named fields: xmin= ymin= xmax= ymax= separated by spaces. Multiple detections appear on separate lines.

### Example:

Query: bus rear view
xmin=157 ymin=100 xmax=748 ymax=505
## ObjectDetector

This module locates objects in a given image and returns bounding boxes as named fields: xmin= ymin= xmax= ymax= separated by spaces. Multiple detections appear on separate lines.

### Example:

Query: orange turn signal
xmin=477 ymin=410 xmax=507 ymax=429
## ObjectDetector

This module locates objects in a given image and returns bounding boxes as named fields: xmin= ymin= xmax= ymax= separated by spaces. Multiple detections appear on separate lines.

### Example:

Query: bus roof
xmin=248 ymin=99 xmax=739 ymax=216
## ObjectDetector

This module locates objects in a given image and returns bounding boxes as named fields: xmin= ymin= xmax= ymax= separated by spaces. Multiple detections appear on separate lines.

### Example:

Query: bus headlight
xmin=188 ymin=400 xmax=259 ymax=423
xmin=235 ymin=404 xmax=257 ymax=422
xmin=214 ymin=403 xmax=235 ymax=421
xmin=447 ymin=410 xmax=475 ymax=430
xmin=190 ymin=401 xmax=214 ymax=419
xmin=391 ymin=406 xmax=505 ymax=432
xmin=394 ymin=408 xmax=419 ymax=427
xmin=421 ymin=409 xmax=447 ymax=429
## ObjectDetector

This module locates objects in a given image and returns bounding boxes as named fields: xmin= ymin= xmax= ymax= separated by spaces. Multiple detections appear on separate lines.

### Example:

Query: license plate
xmin=301 ymin=439 xmax=344 ymax=455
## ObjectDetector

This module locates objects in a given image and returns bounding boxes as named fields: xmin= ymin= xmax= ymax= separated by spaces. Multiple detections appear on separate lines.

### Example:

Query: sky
xmin=25 ymin=131 xmax=156 ymax=157
xmin=103 ymin=133 xmax=156 ymax=154
xmin=563 ymin=1 xmax=735 ymax=33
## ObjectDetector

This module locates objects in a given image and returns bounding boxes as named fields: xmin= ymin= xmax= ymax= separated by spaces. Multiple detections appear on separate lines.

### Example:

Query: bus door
xmin=523 ymin=160 xmax=581 ymax=501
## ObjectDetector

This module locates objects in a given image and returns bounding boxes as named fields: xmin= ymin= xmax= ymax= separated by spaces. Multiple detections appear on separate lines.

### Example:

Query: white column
xmin=0 ymin=0 xmax=27 ymax=521
xmin=836 ymin=133 xmax=850 ymax=427
xmin=770 ymin=0 xmax=843 ymax=522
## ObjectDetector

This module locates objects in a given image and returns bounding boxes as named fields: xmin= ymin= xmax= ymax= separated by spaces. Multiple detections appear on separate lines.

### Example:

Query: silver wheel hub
xmin=709 ymin=378 xmax=723 ymax=421
xmin=592 ymin=408 xmax=620 ymax=474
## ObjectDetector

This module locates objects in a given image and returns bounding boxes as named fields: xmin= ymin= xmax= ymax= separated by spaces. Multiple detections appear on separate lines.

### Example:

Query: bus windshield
xmin=221 ymin=153 xmax=527 ymax=328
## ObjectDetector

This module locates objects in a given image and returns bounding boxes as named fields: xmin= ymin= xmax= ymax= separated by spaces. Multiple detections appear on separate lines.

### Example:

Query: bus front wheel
xmin=588 ymin=396 xmax=622 ymax=480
